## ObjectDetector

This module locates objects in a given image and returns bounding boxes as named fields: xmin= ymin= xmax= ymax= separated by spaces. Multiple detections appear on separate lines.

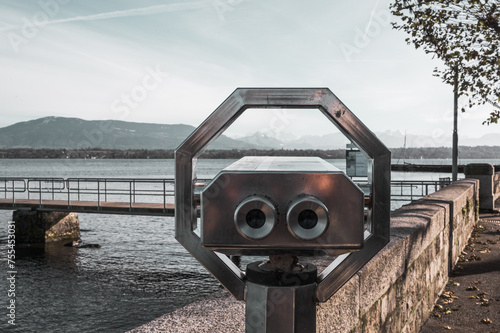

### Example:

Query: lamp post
xmin=452 ymin=66 xmax=458 ymax=182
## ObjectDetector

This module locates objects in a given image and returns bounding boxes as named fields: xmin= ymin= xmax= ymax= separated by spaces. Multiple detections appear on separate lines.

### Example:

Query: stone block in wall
xmin=464 ymin=164 xmax=494 ymax=211
xmin=424 ymin=180 xmax=478 ymax=221
xmin=360 ymin=296 xmax=382 ymax=332
xmin=421 ymin=179 xmax=479 ymax=269
xmin=378 ymin=279 xmax=405 ymax=333
xmin=357 ymin=236 xmax=406 ymax=316
xmin=391 ymin=202 xmax=447 ymax=266
xmin=13 ymin=210 xmax=80 ymax=243
xmin=398 ymin=228 xmax=449 ymax=333
xmin=317 ymin=275 xmax=359 ymax=333
xmin=494 ymin=173 xmax=500 ymax=198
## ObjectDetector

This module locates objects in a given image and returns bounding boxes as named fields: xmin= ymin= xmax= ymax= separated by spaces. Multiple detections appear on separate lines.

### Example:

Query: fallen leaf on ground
xmin=480 ymin=299 xmax=490 ymax=306
xmin=480 ymin=318 xmax=492 ymax=325
xmin=442 ymin=291 xmax=457 ymax=299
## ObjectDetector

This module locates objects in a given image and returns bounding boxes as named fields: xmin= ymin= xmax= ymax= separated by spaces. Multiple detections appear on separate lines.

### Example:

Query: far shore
xmin=0 ymin=146 xmax=499 ymax=160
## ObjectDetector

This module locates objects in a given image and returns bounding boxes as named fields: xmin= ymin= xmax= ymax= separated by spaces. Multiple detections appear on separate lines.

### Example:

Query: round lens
xmin=298 ymin=209 xmax=318 ymax=229
xmin=246 ymin=209 xmax=266 ymax=229
xmin=286 ymin=196 xmax=329 ymax=240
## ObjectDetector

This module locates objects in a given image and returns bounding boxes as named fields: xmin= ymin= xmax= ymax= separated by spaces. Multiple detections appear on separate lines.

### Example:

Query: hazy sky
xmin=1 ymin=0 xmax=497 ymax=144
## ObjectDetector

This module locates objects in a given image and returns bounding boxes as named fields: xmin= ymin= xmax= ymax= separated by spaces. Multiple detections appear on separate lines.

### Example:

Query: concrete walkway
xmin=420 ymin=212 xmax=500 ymax=332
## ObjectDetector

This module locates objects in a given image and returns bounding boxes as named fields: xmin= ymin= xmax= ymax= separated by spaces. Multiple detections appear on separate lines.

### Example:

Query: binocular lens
xmin=287 ymin=197 xmax=329 ymax=240
xmin=246 ymin=209 xmax=266 ymax=229
xmin=297 ymin=209 xmax=318 ymax=229
xmin=234 ymin=196 xmax=277 ymax=240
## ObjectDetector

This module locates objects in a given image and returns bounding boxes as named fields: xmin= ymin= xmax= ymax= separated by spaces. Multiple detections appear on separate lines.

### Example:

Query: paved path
xmin=420 ymin=212 xmax=500 ymax=333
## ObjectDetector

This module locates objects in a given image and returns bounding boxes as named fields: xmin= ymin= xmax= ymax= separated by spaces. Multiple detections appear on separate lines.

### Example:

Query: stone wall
xmin=130 ymin=179 xmax=479 ymax=333
xmin=316 ymin=179 xmax=478 ymax=332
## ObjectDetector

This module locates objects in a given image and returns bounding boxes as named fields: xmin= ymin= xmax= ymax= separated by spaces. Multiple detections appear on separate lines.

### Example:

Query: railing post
xmin=67 ymin=180 xmax=71 ymax=208
xmin=97 ymin=179 xmax=101 ymax=210
xmin=39 ymin=179 xmax=42 ymax=207
xmin=163 ymin=180 xmax=166 ymax=212
xmin=105 ymin=179 xmax=107 ymax=202
xmin=129 ymin=181 xmax=132 ymax=211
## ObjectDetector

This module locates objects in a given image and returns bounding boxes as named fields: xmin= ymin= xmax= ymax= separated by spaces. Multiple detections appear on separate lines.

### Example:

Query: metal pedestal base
xmin=245 ymin=261 xmax=317 ymax=333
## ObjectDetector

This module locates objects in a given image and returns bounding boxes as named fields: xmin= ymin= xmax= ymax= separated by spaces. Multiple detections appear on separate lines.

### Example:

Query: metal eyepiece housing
xmin=200 ymin=156 xmax=365 ymax=256
xmin=234 ymin=196 xmax=277 ymax=240
xmin=287 ymin=196 xmax=329 ymax=240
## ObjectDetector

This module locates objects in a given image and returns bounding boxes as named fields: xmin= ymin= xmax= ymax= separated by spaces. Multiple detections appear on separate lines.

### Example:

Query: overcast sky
xmin=0 ymin=0 xmax=497 ymax=144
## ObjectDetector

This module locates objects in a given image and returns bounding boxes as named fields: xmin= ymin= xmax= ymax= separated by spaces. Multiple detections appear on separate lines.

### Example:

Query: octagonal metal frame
xmin=175 ymin=88 xmax=391 ymax=302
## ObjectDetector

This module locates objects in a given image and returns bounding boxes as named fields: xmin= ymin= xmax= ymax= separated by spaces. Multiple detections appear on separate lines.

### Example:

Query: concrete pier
xmin=13 ymin=211 xmax=80 ymax=243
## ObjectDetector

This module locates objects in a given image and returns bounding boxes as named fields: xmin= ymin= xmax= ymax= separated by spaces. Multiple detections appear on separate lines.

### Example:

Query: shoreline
xmin=1 ymin=146 xmax=500 ymax=160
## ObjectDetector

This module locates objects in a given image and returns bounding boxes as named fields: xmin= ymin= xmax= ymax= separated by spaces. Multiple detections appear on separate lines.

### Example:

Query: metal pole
xmin=452 ymin=66 xmax=459 ymax=182
xmin=129 ymin=181 xmax=132 ymax=211
xmin=245 ymin=257 xmax=317 ymax=333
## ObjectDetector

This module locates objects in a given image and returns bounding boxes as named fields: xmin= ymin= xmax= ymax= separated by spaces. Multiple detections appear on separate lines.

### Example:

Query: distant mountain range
xmin=0 ymin=116 xmax=498 ymax=150
xmin=0 ymin=117 xmax=253 ymax=150
xmin=236 ymin=130 xmax=500 ymax=150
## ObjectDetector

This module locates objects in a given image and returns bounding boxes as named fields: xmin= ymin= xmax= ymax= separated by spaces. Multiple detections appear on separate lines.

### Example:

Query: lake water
xmin=0 ymin=158 xmax=498 ymax=332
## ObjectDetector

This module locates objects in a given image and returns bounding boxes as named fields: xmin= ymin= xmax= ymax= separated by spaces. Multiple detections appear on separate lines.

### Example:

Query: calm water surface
xmin=0 ymin=158 xmax=498 ymax=332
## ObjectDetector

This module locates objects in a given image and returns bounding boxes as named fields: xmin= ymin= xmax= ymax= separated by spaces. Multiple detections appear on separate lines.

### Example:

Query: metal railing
xmin=0 ymin=177 xmax=175 ymax=212
xmin=1 ymin=178 xmax=27 ymax=204
xmin=66 ymin=178 xmax=174 ymax=210
xmin=391 ymin=178 xmax=451 ymax=202
xmin=0 ymin=177 xmax=452 ymax=212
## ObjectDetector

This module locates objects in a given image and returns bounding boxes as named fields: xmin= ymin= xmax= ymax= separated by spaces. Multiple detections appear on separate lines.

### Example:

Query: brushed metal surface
xmin=201 ymin=158 xmax=364 ymax=256
xmin=245 ymin=282 xmax=317 ymax=333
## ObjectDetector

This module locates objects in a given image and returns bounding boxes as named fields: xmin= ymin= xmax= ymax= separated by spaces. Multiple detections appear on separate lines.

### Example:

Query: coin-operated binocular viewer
xmin=175 ymin=88 xmax=391 ymax=332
